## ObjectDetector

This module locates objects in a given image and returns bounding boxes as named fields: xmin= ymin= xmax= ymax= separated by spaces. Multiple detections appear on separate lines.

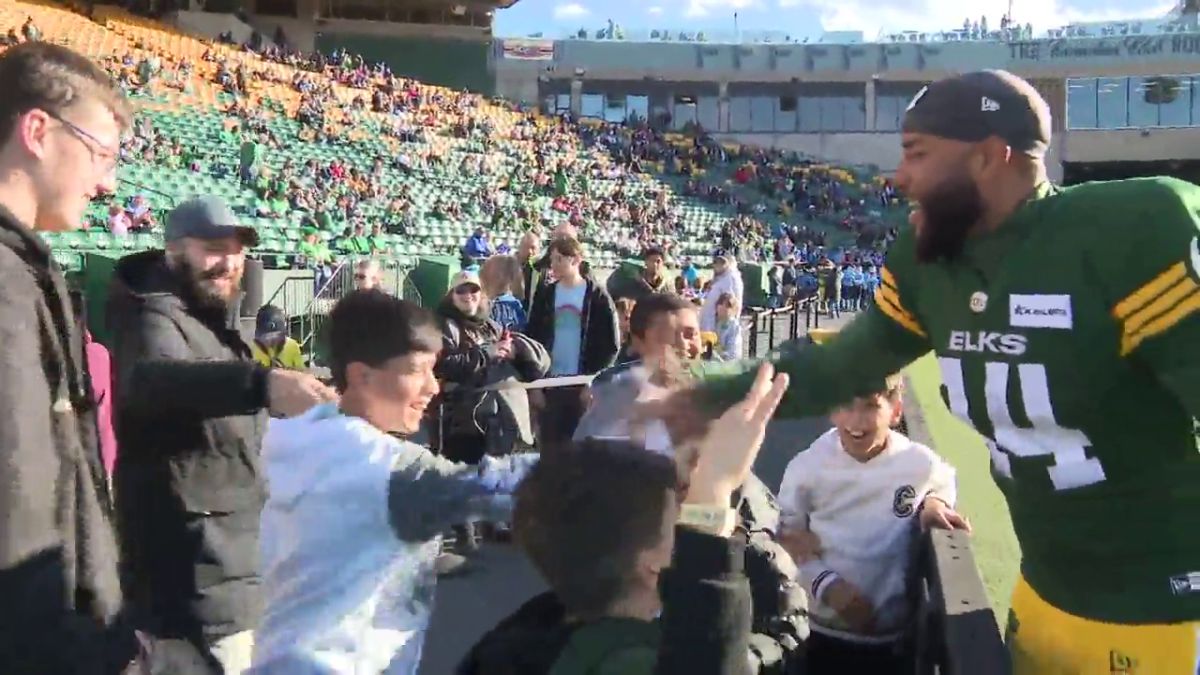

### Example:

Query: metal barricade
xmin=746 ymin=297 xmax=819 ymax=358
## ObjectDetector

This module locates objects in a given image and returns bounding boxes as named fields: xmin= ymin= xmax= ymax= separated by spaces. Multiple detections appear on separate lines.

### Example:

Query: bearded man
xmin=107 ymin=196 xmax=334 ymax=674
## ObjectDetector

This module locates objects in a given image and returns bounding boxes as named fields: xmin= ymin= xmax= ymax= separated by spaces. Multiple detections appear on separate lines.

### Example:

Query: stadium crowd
xmin=16 ymin=6 xmax=1200 ymax=675
xmin=0 ymin=33 xmax=970 ymax=675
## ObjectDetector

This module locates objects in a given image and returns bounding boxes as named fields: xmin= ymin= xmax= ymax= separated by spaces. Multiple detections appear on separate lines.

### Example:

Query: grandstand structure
xmin=2 ymin=0 xmax=906 ymax=326
xmin=492 ymin=3 xmax=1200 ymax=184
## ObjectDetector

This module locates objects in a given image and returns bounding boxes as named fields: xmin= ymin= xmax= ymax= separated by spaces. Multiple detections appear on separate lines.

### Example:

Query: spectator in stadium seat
xmin=778 ymin=374 xmax=967 ymax=674
xmin=107 ymin=196 xmax=335 ymax=675
xmin=108 ymin=203 xmax=131 ymax=236
xmin=251 ymin=290 xmax=539 ymax=674
xmin=526 ymin=236 xmax=620 ymax=445
xmin=0 ymin=41 xmax=138 ymax=673
xmin=459 ymin=364 xmax=789 ymax=675
xmin=462 ymin=225 xmax=494 ymax=266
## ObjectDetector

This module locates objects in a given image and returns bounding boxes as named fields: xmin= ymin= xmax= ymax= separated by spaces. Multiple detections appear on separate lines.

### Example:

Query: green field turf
xmin=905 ymin=354 xmax=1022 ymax=626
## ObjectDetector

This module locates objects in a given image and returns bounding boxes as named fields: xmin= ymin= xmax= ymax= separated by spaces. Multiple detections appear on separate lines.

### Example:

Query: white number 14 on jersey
xmin=938 ymin=358 xmax=1107 ymax=491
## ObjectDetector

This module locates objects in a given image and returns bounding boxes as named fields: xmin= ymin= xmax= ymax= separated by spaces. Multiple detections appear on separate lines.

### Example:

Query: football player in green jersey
xmin=655 ymin=69 xmax=1200 ymax=673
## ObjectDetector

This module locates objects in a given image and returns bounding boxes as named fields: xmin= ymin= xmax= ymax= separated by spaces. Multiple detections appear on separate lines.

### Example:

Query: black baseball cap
xmin=255 ymin=304 xmax=287 ymax=341
xmin=165 ymin=196 xmax=260 ymax=247
xmin=902 ymin=70 xmax=1052 ymax=159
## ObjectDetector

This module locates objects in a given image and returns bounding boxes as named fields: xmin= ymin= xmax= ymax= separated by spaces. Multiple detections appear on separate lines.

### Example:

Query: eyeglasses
xmin=45 ymin=109 xmax=120 ymax=174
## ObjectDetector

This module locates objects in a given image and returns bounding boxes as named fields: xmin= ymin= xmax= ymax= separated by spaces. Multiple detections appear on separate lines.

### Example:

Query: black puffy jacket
xmin=107 ymin=250 xmax=269 ymax=653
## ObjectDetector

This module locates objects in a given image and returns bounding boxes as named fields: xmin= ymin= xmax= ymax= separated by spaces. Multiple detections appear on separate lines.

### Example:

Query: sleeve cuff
xmin=672 ymin=526 xmax=745 ymax=578
xmin=252 ymin=364 xmax=271 ymax=409
xmin=810 ymin=569 xmax=841 ymax=601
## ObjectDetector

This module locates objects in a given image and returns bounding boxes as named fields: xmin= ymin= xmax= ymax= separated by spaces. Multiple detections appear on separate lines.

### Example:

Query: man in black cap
xmin=107 ymin=196 xmax=336 ymax=674
xmin=251 ymin=304 xmax=305 ymax=371
xmin=655 ymin=69 xmax=1200 ymax=672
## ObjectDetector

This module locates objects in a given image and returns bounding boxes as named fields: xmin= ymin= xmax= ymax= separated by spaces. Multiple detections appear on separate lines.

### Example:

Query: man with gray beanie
xmin=107 ymin=196 xmax=335 ymax=674
xmin=654 ymin=69 xmax=1200 ymax=672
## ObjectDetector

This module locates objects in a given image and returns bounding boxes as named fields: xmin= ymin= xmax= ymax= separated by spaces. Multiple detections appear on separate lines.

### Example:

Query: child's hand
xmin=779 ymin=527 xmax=822 ymax=564
xmin=919 ymin=497 xmax=971 ymax=533
xmin=823 ymin=578 xmax=877 ymax=633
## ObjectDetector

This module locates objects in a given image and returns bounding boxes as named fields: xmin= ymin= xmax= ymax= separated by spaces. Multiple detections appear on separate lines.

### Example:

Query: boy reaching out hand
xmin=777 ymin=374 xmax=967 ymax=673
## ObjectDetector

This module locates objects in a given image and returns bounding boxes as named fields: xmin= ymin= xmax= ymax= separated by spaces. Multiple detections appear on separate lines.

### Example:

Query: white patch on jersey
xmin=1009 ymin=294 xmax=1073 ymax=330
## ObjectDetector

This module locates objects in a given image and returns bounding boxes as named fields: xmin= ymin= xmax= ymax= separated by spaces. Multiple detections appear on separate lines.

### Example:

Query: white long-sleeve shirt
xmin=700 ymin=268 xmax=744 ymax=331
xmin=778 ymin=428 xmax=955 ymax=643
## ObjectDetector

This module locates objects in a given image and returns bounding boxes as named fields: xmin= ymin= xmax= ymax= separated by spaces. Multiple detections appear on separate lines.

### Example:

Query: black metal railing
xmin=745 ymin=296 xmax=819 ymax=358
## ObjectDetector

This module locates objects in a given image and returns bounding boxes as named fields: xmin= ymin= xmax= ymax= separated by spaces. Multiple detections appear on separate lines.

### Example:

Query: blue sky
xmin=495 ymin=0 xmax=1179 ymax=41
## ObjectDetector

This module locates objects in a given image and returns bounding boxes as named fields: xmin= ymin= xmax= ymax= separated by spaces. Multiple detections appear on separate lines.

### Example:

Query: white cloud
xmin=685 ymin=0 xmax=761 ymax=19
xmin=553 ymin=2 xmax=590 ymax=19
xmin=782 ymin=0 xmax=1175 ymax=38
xmin=647 ymin=5 xmax=664 ymax=15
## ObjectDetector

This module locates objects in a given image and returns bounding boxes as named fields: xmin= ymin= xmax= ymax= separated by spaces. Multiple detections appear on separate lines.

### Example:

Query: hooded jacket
xmin=0 ymin=206 xmax=133 ymax=674
xmin=252 ymin=403 xmax=538 ymax=674
xmin=106 ymin=249 xmax=270 ymax=648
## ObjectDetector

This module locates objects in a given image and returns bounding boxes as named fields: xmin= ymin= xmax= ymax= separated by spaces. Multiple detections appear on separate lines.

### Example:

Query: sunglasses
xmin=454 ymin=285 xmax=481 ymax=295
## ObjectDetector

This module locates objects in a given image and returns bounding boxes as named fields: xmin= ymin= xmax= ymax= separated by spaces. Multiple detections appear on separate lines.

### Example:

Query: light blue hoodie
xmin=250 ymin=403 xmax=538 ymax=674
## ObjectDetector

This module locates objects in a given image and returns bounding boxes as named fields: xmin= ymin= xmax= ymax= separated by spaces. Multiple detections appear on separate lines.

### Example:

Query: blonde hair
xmin=480 ymin=254 xmax=525 ymax=299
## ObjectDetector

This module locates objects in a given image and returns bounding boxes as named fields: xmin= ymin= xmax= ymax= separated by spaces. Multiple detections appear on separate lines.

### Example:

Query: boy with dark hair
xmin=459 ymin=365 xmax=790 ymax=675
xmin=779 ymin=374 xmax=966 ymax=673
xmin=592 ymin=293 xmax=700 ymax=386
xmin=251 ymin=290 xmax=539 ymax=674
xmin=526 ymin=236 xmax=619 ymax=444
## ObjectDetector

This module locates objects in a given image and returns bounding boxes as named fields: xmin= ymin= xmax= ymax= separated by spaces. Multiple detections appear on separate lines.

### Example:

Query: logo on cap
xmin=906 ymin=86 xmax=928 ymax=112
xmin=981 ymin=96 xmax=1000 ymax=112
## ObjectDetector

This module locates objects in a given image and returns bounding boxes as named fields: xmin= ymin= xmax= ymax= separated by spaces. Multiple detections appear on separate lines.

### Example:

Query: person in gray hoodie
xmin=251 ymin=290 xmax=538 ymax=674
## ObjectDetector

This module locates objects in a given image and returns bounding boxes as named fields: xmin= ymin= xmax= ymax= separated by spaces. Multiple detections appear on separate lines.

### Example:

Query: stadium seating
xmin=1 ymin=1 xmax=906 ymax=275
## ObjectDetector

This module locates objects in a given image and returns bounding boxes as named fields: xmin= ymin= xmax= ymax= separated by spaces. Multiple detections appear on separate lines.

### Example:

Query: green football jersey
xmin=700 ymin=177 xmax=1200 ymax=623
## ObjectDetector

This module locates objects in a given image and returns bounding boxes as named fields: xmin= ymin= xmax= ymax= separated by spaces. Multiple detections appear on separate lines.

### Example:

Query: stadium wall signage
xmin=1009 ymin=34 xmax=1200 ymax=62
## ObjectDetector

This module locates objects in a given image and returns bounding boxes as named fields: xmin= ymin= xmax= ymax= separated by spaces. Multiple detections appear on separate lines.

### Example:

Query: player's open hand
xmin=823 ymin=578 xmax=877 ymax=634
xmin=686 ymin=363 xmax=789 ymax=505
xmin=919 ymin=497 xmax=972 ymax=533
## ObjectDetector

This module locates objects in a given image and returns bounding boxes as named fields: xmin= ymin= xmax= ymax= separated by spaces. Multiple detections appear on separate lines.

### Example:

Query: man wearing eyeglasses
xmin=0 ymin=43 xmax=137 ymax=673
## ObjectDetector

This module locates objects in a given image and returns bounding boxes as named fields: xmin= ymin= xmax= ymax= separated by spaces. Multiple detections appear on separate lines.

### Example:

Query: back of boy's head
xmin=326 ymin=290 xmax=442 ymax=392
xmin=628 ymin=292 xmax=693 ymax=339
xmin=514 ymin=440 xmax=677 ymax=620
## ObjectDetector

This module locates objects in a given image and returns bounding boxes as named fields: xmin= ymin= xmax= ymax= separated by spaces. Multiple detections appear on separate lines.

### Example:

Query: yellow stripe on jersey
xmin=874 ymin=284 xmax=927 ymax=338
xmin=1113 ymin=261 xmax=1187 ymax=320
xmin=880 ymin=266 xmax=900 ymax=292
xmin=1113 ymin=260 xmax=1200 ymax=355
xmin=1123 ymin=275 xmax=1198 ymax=336
xmin=1121 ymin=287 xmax=1200 ymax=355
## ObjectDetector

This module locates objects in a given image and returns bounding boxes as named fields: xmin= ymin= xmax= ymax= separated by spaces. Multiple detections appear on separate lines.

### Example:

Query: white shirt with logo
xmin=778 ymin=429 xmax=956 ymax=643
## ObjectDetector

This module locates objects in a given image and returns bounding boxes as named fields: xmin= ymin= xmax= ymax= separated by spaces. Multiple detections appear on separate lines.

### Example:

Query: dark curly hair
xmin=514 ymin=439 xmax=678 ymax=620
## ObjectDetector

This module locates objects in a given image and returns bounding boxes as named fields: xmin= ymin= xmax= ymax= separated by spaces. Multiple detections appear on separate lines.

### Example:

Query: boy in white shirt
xmin=777 ymin=374 xmax=969 ymax=672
